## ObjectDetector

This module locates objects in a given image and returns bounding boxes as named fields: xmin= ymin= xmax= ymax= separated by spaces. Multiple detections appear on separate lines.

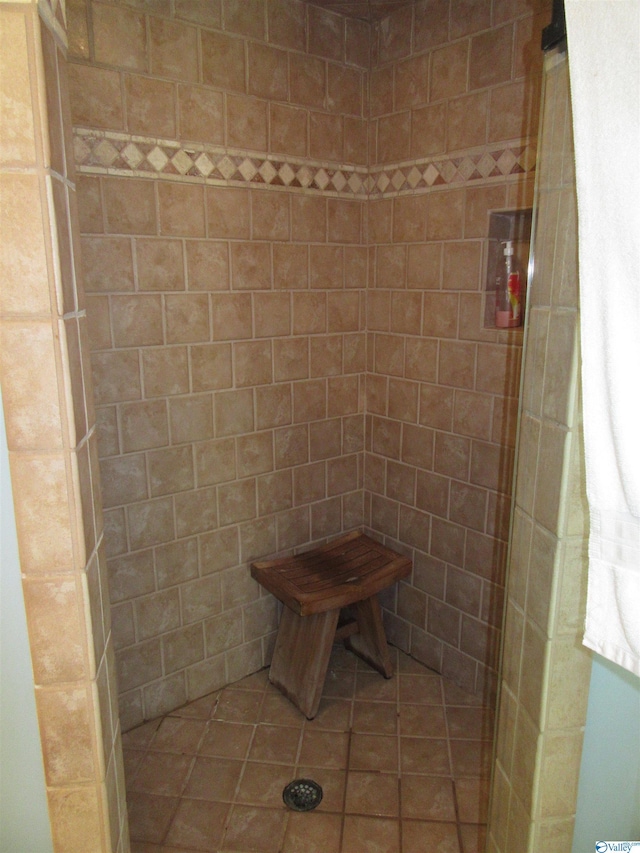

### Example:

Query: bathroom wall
xmin=364 ymin=0 xmax=546 ymax=698
xmin=487 ymin=47 xmax=592 ymax=851
xmin=68 ymin=0 xmax=370 ymax=731
xmin=0 ymin=0 xmax=126 ymax=850
xmin=67 ymin=0 xmax=548 ymax=729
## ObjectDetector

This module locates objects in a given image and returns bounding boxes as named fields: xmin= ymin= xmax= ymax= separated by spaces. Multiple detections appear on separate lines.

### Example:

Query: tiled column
xmin=487 ymin=48 xmax=592 ymax=852
xmin=0 ymin=1 xmax=127 ymax=850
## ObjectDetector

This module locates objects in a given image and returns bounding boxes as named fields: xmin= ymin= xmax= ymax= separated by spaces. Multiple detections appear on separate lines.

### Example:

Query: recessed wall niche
xmin=484 ymin=208 xmax=533 ymax=328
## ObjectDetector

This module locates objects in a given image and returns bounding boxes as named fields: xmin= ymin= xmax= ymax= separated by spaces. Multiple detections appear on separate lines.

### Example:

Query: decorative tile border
xmin=73 ymin=128 xmax=536 ymax=198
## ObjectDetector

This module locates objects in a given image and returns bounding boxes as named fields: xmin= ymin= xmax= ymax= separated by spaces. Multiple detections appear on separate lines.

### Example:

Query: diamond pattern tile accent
xmin=195 ymin=153 xmax=214 ymax=177
xmin=218 ymin=155 xmax=237 ymax=180
xmin=423 ymin=164 xmax=439 ymax=187
xmin=407 ymin=166 xmax=422 ymax=188
xmin=93 ymin=139 xmax=119 ymax=167
xmin=314 ymin=168 xmax=330 ymax=190
xmin=296 ymin=166 xmax=313 ymax=187
xmin=122 ymin=143 xmax=144 ymax=169
xmin=147 ymin=146 xmax=169 ymax=171
xmin=238 ymin=158 xmax=258 ymax=181
xmin=74 ymin=130 xmax=536 ymax=199
xmin=331 ymin=171 xmax=347 ymax=192
xmin=497 ymin=150 xmax=518 ymax=175
xmin=172 ymin=149 xmax=195 ymax=175
xmin=477 ymin=152 xmax=498 ymax=178
xmin=259 ymin=160 xmax=277 ymax=183
xmin=279 ymin=163 xmax=295 ymax=185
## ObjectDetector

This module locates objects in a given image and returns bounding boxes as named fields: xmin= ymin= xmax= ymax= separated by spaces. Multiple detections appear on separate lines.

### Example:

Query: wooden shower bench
xmin=250 ymin=531 xmax=412 ymax=719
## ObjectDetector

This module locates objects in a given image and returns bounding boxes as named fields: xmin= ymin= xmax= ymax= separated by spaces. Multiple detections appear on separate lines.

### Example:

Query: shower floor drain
xmin=282 ymin=778 xmax=323 ymax=811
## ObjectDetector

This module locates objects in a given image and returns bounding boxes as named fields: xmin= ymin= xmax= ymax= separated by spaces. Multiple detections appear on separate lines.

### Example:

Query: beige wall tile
xmin=410 ymin=103 xmax=447 ymax=159
xmin=124 ymin=74 xmax=176 ymax=139
xmin=308 ymin=5 xmax=343 ymax=62
xmin=215 ymin=388 xmax=255 ymax=436
xmin=234 ymin=340 xmax=273 ymax=387
xmin=201 ymin=30 xmax=246 ymax=92
xmin=0 ymin=173 xmax=50 ymax=315
xmin=1 ymin=320 xmax=63 ymax=450
xmin=0 ymin=8 xmax=36 ymax=165
xmin=103 ymin=178 xmax=156 ymax=236
xmin=47 ymin=784 xmax=104 ymax=853
xmin=252 ymin=191 xmax=290 ymax=241
xmin=68 ymin=63 xmax=123 ymax=129
xmin=289 ymin=52 xmax=326 ymax=110
xmin=178 ymin=84 xmax=224 ymax=145
xmin=225 ymin=0 xmax=266 ymax=40
xmin=395 ymin=53 xmax=430 ymax=111
xmin=158 ymin=182 xmax=205 ymax=238
xmin=10 ymin=452 xmax=76 ymax=573
xmin=36 ymin=685 xmax=98 ymax=785
xmin=231 ymin=242 xmax=272 ymax=291
xmin=430 ymin=41 xmax=468 ymax=102
xmin=110 ymin=294 xmax=163 ymax=348
xmin=310 ymin=111 xmax=343 ymax=161
xmin=92 ymin=2 xmax=147 ymax=71
xmin=378 ymin=111 xmax=410 ymax=164
xmin=165 ymin=293 xmax=210 ymax=343
xmin=268 ymin=0 xmax=306 ymax=50
xmin=150 ymin=17 xmax=198 ymax=82
xmin=327 ymin=64 xmax=363 ymax=116
xmin=227 ymin=94 xmax=269 ymax=151
xmin=469 ymin=25 xmax=514 ymax=91
xmin=142 ymin=346 xmax=189 ymax=397
xmin=248 ymin=42 xmax=288 ymax=101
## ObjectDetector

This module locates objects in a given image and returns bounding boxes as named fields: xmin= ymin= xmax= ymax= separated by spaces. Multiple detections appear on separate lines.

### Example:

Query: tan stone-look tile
xmin=1 ymin=319 xmax=65 ymax=451
xmin=342 ymin=814 xmax=400 ymax=853
xmin=166 ymin=798 xmax=230 ymax=850
xmin=310 ymin=111 xmax=344 ymax=161
xmin=81 ymin=236 xmax=134 ymax=294
xmin=0 ymin=7 xmax=37 ymax=165
xmin=103 ymin=178 xmax=156 ymax=236
xmin=125 ymin=72 xmax=177 ymax=136
xmin=47 ymin=784 xmax=106 ymax=853
xmin=10 ymin=451 xmax=77 ymax=573
xmin=409 ymin=102 xmax=446 ymax=160
xmin=221 ymin=804 xmax=286 ymax=853
xmin=23 ymin=575 xmax=88 ymax=684
xmin=149 ymin=16 xmax=198 ymax=82
xmin=36 ymin=684 xmax=99 ymax=785
xmin=378 ymin=110 xmax=411 ymax=164
xmin=178 ymin=83 xmax=224 ymax=145
xmin=227 ymin=93 xmax=269 ymax=152
xmin=268 ymin=0 xmax=306 ymax=50
xmin=288 ymin=52 xmax=325 ymax=111
xmin=308 ymin=3 xmax=344 ymax=62
xmin=201 ymin=30 xmax=246 ymax=92
xmin=282 ymin=810 xmax=342 ymax=853
xmin=68 ymin=63 xmax=124 ymax=129
xmin=0 ymin=173 xmax=51 ymax=315
xmin=248 ymin=42 xmax=288 ymax=101
xmin=92 ymin=2 xmax=147 ymax=71
xmin=224 ymin=0 xmax=266 ymax=39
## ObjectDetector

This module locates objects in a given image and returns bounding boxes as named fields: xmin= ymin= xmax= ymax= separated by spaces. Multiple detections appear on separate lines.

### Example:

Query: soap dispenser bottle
xmin=495 ymin=240 xmax=522 ymax=328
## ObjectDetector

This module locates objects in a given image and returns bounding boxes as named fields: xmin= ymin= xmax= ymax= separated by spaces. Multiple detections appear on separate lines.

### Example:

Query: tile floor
xmin=124 ymin=645 xmax=494 ymax=853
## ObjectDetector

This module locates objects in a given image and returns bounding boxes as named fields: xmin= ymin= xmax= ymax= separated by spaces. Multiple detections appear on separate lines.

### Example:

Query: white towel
xmin=565 ymin=0 xmax=640 ymax=676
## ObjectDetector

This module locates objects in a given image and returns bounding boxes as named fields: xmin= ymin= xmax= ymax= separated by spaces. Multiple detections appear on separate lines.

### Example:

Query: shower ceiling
xmin=306 ymin=1 xmax=415 ymax=21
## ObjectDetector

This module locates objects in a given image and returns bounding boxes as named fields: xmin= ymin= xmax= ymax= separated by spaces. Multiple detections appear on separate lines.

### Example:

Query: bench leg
xmin=269 ymin=605 xmax=339 ymax=720
xmin=345 ymin=595 xmax=393 ymax=678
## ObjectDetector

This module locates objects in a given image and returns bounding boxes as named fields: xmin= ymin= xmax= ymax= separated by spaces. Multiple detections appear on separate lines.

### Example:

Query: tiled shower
xmin=1 ymin=0 xmax=592 ymax=850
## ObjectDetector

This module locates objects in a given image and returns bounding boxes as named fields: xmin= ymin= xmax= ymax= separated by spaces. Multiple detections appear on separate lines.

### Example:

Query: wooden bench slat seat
xmin=251 ymin=531 xmax=412 ymax=719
